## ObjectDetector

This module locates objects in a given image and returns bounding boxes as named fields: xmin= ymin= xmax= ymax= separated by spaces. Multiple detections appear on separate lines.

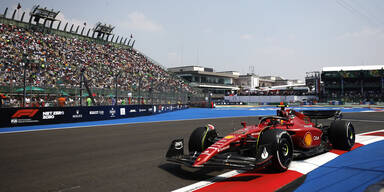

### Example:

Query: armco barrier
xmin=0 ymin=104 xmax=188 ymax=128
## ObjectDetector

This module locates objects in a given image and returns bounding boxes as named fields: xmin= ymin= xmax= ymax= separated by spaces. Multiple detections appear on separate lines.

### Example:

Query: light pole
xmin=115 ymin=71 xmax=121 ymax=106
xmin=22 ymin=53 xmax=28 ymax=107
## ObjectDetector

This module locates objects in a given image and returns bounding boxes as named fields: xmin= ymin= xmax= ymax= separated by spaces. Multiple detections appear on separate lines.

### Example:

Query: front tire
xmin=329 ymin=120 xmax=355 ymax=150
xmin=188 ymin=126 xmax=217 ymax=153
xmin=258 ymin=129 xmax=293 ymax=172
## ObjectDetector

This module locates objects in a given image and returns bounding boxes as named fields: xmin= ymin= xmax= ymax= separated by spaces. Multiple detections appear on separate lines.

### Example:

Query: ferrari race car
xmin=166 ymin=105 xmax=355 ymax=172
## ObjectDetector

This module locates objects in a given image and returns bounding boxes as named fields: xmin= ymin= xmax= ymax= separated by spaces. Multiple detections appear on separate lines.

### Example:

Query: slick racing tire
xmin=329 ymin=120 xmax=355 ymax=150
xmin=258 ymin=129 xmax=293 ymax=172
xmin=188 ymin=126 xmax=218 ymax=153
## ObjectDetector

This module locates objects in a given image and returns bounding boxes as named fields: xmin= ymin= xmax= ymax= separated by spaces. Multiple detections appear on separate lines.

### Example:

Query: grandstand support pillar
xmin=4 ymin=8 xmax=8 ymax=17
xmin=11 ymin=9 xmax=16 ymax=20
xmin=57 ymin=21 xmax=61 ymax=30
xmin=111 ymin=35 xmax=115 ymax=42
xmin=49 ymin=20 xmax=54 ymax=29
xmin=360 ymin=79 xmax=364 ymax=96
xmin=80 ymin=70 xmax=84 ymax=106
xmin=75 ymin=25 xmax=79 ymax=34
xmin=340 ymin=78 xmax=344 ymax=96
xmin=382 ymin=77 xmax=384 ymax=93
xmin=119 ymin=37 xmax=123 ymax=44
xmin=138 ymin=77 xmax=142 ymax=105
xmin=92 ymin=31 xmax=95 ymax=38
xmin=131 ymin=40 xmax=135 ymax=48
xmin=127 ymin=39 xmax=131 ymax=46
xmin=28 ymin=13 xmax=33 ymax=24
xmin=114 ymin=72 xmax=120 ymax=106
xmin=123 ymin=38 xmax=127 ymax=45
xmin=21 ymin=12 xmax=25 ymax=22
xmin=22 ymin=54 xmax=28 ymax=107
xmin=115 ymin=36 xmax=119 ymax=43
xmin=70 ymin=24 xmax=74 ymax=33
xmin=43 ymin=19 xmax=47 ymax=28
xmin=87 ymin=29 xmax=91 ymax=37
xmin=64 ymin=22 xmax=68 ymax=32
xmin=81 ymin=27 xmax=85 ymax=35
xmin=150 ymin=80 xmax=154 ymax=105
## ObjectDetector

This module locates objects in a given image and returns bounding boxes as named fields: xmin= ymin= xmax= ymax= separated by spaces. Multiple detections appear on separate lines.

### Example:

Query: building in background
xmin=235 ymin=73 xmax=260 ymax=90
xmin=321 ymin=65 xmax=384 ymax=102
xmin=305 ymin=71 xmax=321 ymax=95
xmin=168 ymin=66 xmax=239 ymax=98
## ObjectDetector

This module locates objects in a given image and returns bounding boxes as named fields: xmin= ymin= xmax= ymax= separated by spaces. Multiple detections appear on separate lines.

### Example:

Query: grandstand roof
xmin=322 ymin=65 xmax=384 ymax=72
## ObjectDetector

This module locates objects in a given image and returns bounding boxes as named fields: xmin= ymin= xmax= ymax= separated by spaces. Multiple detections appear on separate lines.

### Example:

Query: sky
xmin=1 ymin=0 xmax=384 ymax=80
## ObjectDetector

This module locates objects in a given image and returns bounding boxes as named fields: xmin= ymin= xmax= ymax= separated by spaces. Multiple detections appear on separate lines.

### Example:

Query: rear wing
xmin=301 ymin=110 xmax=342 ymax=120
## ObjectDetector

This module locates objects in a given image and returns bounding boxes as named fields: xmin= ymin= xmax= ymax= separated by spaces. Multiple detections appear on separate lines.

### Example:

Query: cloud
xmin=54 ymin=13 xmax=88 ymax=31
xmin=202 ymin=27 xmax=213 ymax=33
xmin=259 ymin=46 xmax=296 ymax=57
xmin=120 ymin=12 xmax=163 ymax=32
xmin=240 ymin=34 xmax=254 ymax=40
xmin=338 ymin=27 xmax=384 ymax=39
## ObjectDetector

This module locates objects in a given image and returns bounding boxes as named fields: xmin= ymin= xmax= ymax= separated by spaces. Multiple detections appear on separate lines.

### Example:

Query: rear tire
xmin=258 ymin=129 xmax=293 ymax=172
xmin=188 ymin=126 xmax=217 ymax=153
xmin=329 ymin=120 xmax=355 ymax=150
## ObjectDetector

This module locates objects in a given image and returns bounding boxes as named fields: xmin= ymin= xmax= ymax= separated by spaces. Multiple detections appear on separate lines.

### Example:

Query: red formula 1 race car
xmin=166 ymin=105 xmax=355 ymax=172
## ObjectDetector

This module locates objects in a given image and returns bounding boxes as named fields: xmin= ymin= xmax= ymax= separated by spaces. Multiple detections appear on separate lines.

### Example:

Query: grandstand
xmin=0 ymin=5 xmax=203 ymax=108
xmin=321 ymin=65 xmax=384 ymax=103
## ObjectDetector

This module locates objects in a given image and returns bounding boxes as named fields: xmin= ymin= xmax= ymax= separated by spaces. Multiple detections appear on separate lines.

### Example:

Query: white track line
xmin=172 ymin=170 xmax=243 ymax=192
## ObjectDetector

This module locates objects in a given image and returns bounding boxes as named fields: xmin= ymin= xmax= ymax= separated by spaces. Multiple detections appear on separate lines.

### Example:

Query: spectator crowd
xmin=0 ymin=23 xmax=196 ymax=107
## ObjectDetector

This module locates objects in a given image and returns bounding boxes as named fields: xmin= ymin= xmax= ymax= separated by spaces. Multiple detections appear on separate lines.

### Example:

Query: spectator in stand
xmin=58 ymin=97 xmax=66 ymax=107
xmin=86 ymin=97 xmax=92 ymax=106
xmin=0 ymin=23 xmax=194 ymax=106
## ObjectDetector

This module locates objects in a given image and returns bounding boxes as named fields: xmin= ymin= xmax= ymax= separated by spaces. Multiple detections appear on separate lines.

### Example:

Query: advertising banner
xmin=0 ymin=104 xmax=188 ymax=128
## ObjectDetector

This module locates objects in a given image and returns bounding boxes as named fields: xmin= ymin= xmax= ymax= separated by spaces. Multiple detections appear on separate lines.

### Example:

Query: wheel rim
xmin=347 ymin=122 xmax=355 ymax=146
xmin=281 ymin=143 xmax=289 ymax=156
xmin=278 ymin=138 xmax=292 ymax=167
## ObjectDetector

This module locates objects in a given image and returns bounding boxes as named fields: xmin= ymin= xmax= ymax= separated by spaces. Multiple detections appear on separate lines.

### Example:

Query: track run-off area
xmin=0 ymin=106 xmax=383 ymax=192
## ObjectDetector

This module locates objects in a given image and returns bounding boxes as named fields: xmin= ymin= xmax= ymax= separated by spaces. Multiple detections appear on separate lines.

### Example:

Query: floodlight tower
xmin=93 ymin=22 xmax=115 ymax=41
xmin=29 ymin=5 xmax=60 ymax=29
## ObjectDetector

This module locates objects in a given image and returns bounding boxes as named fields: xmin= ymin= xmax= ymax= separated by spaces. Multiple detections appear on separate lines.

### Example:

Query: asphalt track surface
xmin=0 ymin=112 xmax=383 ymax=192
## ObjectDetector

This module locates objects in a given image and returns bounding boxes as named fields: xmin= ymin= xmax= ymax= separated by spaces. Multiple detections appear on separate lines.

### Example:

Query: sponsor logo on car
xmin=304 ymin=132 xmax=313 ymax=146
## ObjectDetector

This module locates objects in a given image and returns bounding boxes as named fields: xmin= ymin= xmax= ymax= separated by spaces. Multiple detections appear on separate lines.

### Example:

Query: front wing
xmin=166 ymin=139 xmax=274 ymax=170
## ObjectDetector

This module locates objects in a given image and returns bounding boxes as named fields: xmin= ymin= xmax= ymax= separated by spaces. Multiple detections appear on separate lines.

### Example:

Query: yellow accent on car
xmin=224 ymin=135 xmax=235 ymax=139
xmin=304 ymin=132 xmax=313 ymax=146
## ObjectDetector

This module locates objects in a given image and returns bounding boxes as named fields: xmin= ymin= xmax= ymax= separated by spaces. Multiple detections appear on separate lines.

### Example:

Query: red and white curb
xmin=172 ymin=130 xmax=384 ymax=192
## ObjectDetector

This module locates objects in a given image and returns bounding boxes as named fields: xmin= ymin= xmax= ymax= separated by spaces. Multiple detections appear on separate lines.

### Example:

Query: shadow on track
xmin=159 ymin=163 xmax=226 ymax=181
